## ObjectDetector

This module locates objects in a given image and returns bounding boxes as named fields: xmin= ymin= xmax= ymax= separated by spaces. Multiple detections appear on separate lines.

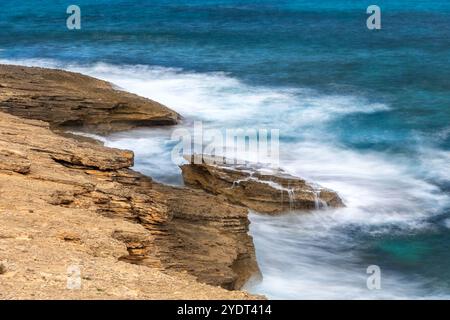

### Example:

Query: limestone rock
xmin=0 ymin=149 xmax=31 ymax=174
xmin=0 ymin=111 xmax=259 ymax=298
xmin=58 ymin=231 xmax=82 ymax=243
xmin=181 ymin=159 xmax=345 ymax=214
xmin=0 ymin=261 xmax=7 ymax=275
xmin=0 ymin=64 xmax=180 ymax=134
xmin=152 ymin=184 xmax=261 ymax=290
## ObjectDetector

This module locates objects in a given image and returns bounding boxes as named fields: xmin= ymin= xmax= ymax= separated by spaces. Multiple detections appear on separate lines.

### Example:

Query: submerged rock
xmin=181 ymin=157 xmax=345 ymax=214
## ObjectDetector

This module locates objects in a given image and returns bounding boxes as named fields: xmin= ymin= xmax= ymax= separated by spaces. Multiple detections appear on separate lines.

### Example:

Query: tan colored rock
xmin=181 ymin=159 xmax=345 ymax=214
xmin=152 ymin=184 xmax=261 ymax=290
xmin=0 ymin=111 xmax=260 ymax=299
xmin=0 ymin=149 xmax=31 ymax=174
xmin=0 ymin=64 xmax=180 ymax=134
xmin=58 ymin=232 xmax=82 ymax=243
xmin=0 ymin=261 xmax=7 ymax=275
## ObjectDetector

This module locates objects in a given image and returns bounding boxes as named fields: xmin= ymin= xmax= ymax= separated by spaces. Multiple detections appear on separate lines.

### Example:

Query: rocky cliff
xmin=0 ymin=64 xmax=345 ymax=299
xmin=0 ymin=65 xmax=260 ymax=299
xmin=0 ymin=64 xmax=180 ymax=134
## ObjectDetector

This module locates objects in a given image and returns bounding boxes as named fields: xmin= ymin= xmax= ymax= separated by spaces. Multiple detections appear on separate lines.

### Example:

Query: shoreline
xmin=1 ymin=61 xmax=448 ymax=299
xmin=0 ymin=64 xmax=261 ymax=299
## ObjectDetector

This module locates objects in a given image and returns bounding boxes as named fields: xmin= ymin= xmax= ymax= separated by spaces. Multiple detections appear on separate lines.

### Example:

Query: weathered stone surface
xmin=0 ymin=149 xmax=31 ymax=174
xmin=0 ymin=111 xmax=259 ymax=299
xmin=0 ymin=64 xmax=180 ymax=134
xmin=152 ymin=184 xmax=261 ymax=290
xmin=0 ymin=261 xmax=7 ymax=275
xmin=181 ymin=160 xmax=345 ymax=214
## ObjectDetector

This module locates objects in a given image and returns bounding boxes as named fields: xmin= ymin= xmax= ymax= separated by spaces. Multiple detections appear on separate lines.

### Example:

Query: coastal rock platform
xmin=0 ymin=111 xmax=259 ymax=299
xmin=0 ymin=64 xmax=180 ymax=134
xmin=0 ymin=65 xmax=261 ymax=299
xmin=181 ymin=159 xmax=345 ymax=214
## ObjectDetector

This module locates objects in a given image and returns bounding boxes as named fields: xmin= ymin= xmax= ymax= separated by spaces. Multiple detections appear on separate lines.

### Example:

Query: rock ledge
xmin=0 ymin=64 xmax=180 ymax=134
xmin=181 ymin=158 xmax=345 ymax=214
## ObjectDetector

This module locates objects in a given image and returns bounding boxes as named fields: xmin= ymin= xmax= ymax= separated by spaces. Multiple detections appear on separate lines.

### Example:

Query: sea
xmin=1 ymin=0 xmax=449 ymax=299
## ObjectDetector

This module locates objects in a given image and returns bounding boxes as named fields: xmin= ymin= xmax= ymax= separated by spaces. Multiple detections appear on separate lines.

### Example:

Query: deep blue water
xmin=1 ymin=1 xmax=449 ymax=299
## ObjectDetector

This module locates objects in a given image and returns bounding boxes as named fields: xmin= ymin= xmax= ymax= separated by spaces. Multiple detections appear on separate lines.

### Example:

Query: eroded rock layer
xmin=181 ymin=160 xmax=345 ymax=214
xmin=0 ymin=111 xmax=259 ymax=299
xmin=0 ymin=64 xmax=180 ymax=134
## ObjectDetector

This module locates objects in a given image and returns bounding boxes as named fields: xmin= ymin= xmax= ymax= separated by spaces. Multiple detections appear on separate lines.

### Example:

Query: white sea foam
xmin=417 ymin=147 xmax=450 ymax=183
xmin=282 ymin=142 xmax=449 ymax=228
xmin=445 ymin=219 xmax=450 ymax=229
xmin=247 ymin=142 xmax=449 ymax=299
xmin=0 ymin=58 xmax=389 ymax=128
xmin=245 ymin=211 xmax=450 ymax=300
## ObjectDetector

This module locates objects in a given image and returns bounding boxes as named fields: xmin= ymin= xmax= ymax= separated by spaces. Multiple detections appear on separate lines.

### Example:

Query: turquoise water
xmin=1 ymin=1 xmax=449 ymax=299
